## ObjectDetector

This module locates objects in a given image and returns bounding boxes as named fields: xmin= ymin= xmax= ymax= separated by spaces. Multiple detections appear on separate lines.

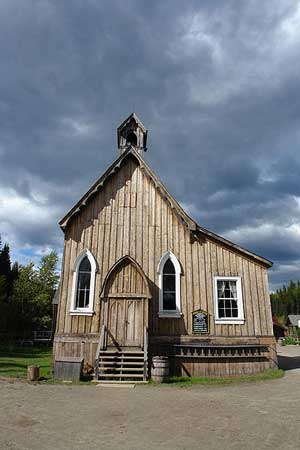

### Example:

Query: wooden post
xmin=27 ymin=365 xmax=40 ymax=382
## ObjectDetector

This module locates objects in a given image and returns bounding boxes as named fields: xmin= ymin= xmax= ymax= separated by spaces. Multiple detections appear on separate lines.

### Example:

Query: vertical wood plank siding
xmin=56 ymin=157 xmax=273 ymax=343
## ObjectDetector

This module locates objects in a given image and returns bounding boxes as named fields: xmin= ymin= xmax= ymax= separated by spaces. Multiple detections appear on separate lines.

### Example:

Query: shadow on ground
xmin=277 ymin=355 xmax=300 ymax=370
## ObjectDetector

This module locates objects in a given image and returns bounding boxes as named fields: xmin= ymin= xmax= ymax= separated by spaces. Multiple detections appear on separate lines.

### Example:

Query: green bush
xmin=283 ymin=336 xmax=300 ymax=345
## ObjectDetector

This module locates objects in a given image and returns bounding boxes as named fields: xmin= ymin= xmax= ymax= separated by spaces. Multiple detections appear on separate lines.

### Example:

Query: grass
xmin=0 ymin=345 xmax=284 ymax=387
xmin=0 ymin=343 xmax=52 ymax=380
xmin=151 ymin=369 xmax=284 ymax=387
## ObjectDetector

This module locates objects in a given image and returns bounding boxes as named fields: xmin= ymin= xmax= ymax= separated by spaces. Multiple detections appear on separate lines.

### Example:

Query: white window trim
xmin=70 ymin=249 xmax=97 ymax=316
xmin=213 ymin=276 xmax=245 ymax=325
xmin=157 ymin=251 xmax=182 ymax=318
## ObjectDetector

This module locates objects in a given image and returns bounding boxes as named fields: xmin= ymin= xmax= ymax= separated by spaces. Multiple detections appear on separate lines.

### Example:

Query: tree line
xmin=0 ymin=236 xmax=59 ymax=338
xmin=270 ymin=280 xmax=300 ymax=326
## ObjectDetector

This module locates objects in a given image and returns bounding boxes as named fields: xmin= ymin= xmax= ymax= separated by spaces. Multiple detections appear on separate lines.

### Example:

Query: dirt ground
xmin=0 ymin=345 xmax=300 ymax=450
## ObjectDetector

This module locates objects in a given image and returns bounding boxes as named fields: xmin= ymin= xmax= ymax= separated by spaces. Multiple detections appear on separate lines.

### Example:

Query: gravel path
xmin=0 ymin=346 xmax=299 ymax=450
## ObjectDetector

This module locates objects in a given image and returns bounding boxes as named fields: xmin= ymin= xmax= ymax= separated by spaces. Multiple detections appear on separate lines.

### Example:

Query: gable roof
xmin=59 ymin=147 xmax=272 ymax=268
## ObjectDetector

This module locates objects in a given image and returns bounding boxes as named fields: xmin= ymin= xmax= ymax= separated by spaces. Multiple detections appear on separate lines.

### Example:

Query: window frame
xmin=70 ymin=249 xmax=97 ymax=316
xmin=213 ymin=276 xmax=244 ymax=325
xmin=157 ymin=251 xmax=182 ymax=318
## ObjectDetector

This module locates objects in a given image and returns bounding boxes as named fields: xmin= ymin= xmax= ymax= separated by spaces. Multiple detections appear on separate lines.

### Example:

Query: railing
xmin=33 ymin=331 xmax=52 ymax=344
xmin=143 ymin=326 xmax=148 ymax=381
xmin=95 ymin=325 xmax=107 ymax=379
xmin=172 ymin=344 xmax=268 ymax=359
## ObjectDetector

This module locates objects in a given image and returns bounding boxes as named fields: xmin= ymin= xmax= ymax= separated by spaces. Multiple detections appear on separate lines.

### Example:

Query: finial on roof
xmin=117 ymin=113 xmax=148 ymax=156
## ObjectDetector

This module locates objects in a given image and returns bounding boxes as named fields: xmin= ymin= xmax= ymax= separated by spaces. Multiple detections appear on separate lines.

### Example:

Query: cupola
xmin=117 ymin=113 xmax=147 ymax=156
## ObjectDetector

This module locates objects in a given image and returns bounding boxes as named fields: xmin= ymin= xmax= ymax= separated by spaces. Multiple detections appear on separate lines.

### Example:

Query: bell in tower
xmin=117 ymin=113 xmax=147 ymax=156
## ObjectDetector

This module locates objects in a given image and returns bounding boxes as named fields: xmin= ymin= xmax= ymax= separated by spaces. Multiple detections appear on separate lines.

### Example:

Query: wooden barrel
xmin=151 ymin=356 xmax=169 ymax=383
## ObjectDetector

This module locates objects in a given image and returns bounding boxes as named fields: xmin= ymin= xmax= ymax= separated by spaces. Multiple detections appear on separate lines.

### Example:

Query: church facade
xmin=53 ymin=114 xmax=277 ymax=381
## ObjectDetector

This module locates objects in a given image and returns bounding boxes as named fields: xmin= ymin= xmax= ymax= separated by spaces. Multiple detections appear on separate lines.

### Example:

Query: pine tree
xmin=270 ymin=279 xmax=300 ymax=325
xmin=0 ymin=243 xmax=11 ymax=280
xmin=9 ymin=261 xmax=19 ymax=293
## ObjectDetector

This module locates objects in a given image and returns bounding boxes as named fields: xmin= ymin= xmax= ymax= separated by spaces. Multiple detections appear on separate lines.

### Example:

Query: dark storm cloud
xmin=0 ymin=0 xmax=300 ymax=289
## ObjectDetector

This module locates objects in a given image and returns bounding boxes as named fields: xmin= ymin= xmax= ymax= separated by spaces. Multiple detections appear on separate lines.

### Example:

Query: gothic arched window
xmin=70 ymin=250 xmax=97 ymax=316
xmin=76 ymin=256 xmax=91 ymax=308
xmin=162 ymin=259 xmax=176 ymax=310
xmin=157 ymin=251 xmax=181 ymax=318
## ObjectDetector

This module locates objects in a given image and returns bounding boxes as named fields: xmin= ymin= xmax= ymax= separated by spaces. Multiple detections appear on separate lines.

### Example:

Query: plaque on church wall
xmin=192 ymin=310 xmax=209 ymax=334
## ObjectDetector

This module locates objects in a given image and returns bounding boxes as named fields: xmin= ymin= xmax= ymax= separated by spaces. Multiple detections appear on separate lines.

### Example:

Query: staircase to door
xmin=95 ymin=256 xmax=150 ymax=383
xmin=94 ymin=326 xmax=148 ymax=383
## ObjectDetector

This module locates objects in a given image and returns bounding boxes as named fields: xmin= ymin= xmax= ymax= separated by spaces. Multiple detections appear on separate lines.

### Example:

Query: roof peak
xmin=117 ymin=112 xmax=146 ymax=131
xmin=58 ymin=148 xmax=272 ymax=268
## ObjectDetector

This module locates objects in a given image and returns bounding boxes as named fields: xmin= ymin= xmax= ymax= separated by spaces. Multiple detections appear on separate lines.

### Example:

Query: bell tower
xmin=117 ymin=113 xmax=148 ymax=156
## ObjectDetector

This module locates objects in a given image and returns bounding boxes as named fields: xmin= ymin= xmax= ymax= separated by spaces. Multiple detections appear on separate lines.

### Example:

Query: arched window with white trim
xmin=70 ymin=250 xmax=97 ymax=316
xmin=157 ymin=251 xmax=181 ymax=318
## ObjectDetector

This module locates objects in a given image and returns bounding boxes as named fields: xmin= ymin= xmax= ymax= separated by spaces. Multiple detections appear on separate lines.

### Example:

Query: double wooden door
xmin=107 ymin=297 xmax=144 ymax=348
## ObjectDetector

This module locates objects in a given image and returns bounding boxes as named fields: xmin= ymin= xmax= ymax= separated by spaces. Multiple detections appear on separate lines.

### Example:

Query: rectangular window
xmin=214 ymin=276 xmax=244 ymax=324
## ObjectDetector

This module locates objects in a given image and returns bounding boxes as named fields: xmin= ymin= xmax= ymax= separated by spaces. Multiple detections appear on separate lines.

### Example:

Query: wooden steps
xmin=92 ymin=380 xmax=147 ymax=385
xmin=100 ymin=355 xmax=144 ymax=360
xmin=97 ymin=373 xmax=144 ymax=378
xmin=95 ymin=349 xmax=147 ymax=382
xmin=102 ymin=350 xmax=145 ymax=354
xmin=98 ymin=361 xmax=144 ymax=366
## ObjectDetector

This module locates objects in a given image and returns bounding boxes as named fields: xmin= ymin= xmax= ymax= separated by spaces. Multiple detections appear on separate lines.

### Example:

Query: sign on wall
xmin=192 ymin=309 xmax=209 ymax=335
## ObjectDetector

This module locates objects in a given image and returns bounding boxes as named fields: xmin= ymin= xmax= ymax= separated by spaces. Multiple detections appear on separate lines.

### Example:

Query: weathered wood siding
xmin=104 ymin=260 xmax=148 ymax=297
xmin=56 ymin=155 xmax=273 ymax=340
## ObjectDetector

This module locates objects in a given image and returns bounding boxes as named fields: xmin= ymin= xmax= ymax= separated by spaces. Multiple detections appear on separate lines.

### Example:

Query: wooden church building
xmin=53 ymin=113 xmax=277 ymax=381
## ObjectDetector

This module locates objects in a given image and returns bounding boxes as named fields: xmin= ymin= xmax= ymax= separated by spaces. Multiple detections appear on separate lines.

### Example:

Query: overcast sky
xmin=0 ymin=0 xmax=300 ymax=290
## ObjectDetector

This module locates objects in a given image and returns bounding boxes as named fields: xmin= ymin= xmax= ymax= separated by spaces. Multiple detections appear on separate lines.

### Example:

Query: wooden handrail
xmin=95 ymin=325 xmax=106 ymax=379
xmin=100 ymin=325 xmax=106 ymax=351
xmin=143 ymin=326 xmax=148 ymax=381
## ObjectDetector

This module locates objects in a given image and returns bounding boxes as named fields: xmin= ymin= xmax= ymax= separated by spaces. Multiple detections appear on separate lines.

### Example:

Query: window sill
xmin=158 ymin=312 xmax=182 ymax=319
xmin=215 ymin=319 xmax=245 ymax=325
xmin=70 ymin=310 xmax=94 ymax=317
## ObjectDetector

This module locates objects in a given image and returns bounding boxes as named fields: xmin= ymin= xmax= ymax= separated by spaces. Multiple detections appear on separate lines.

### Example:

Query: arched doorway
xmin=100 ymin=256 xmax=151 ymax=349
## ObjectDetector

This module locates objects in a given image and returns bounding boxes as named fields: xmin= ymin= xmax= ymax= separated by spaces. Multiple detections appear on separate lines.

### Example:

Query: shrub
xmin=283 ymin=336 xmax=300 ymax=345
